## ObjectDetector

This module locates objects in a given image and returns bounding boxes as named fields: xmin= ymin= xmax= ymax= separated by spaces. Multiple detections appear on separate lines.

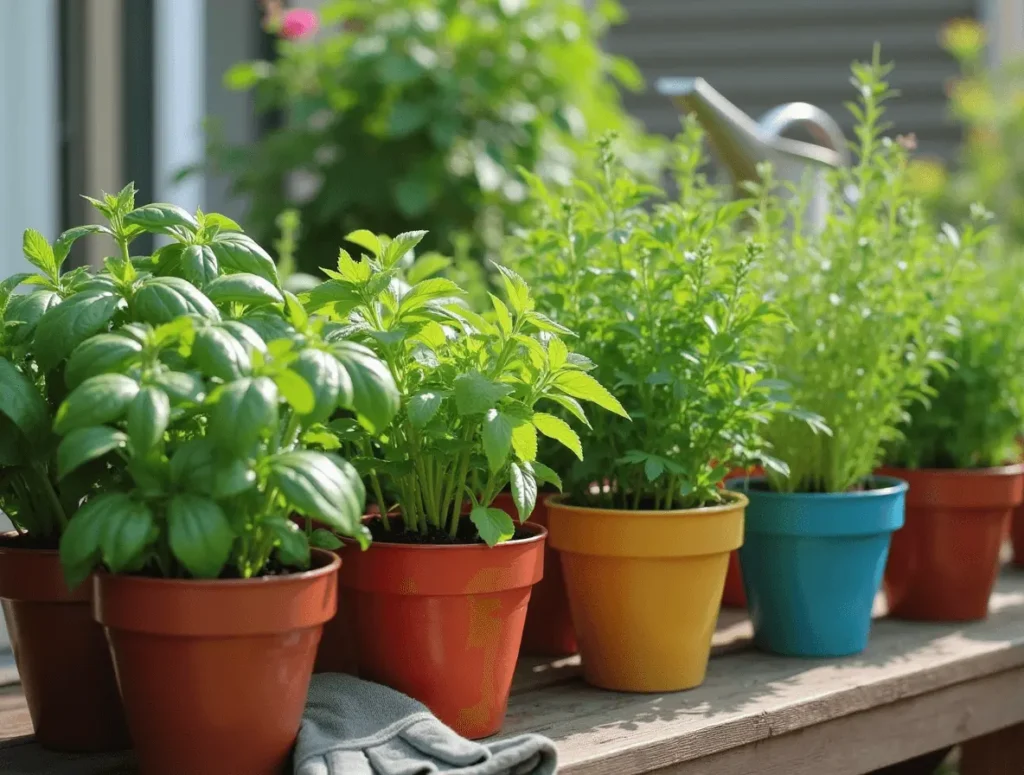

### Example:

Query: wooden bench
xmin=4 ymin=568 xmax=1024 ymax=773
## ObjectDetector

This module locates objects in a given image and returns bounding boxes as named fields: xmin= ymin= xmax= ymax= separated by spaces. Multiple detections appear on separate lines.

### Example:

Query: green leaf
xmin=54 ymin=374 xmax=140 ymax=434
xmin=407 ymin=254 xmax=452 ymax=284
xmin=267 ymin=451 xmax=365 ymax=535
xmin=0 ymin=357 xmax=48 ymax=439
xmin=205 ymin=273 xmax=283 ymax=306
xmin=179 ymin=244 xmax=220 ymax=287
xmin=208 ymin=377 xmax=278 ymax=455
xmin=276 ymin=369 xmax=316 ymax=414
xmin=208 ymin=232 xmax=280 ymax=286
xmin=127 ymin=386 xmax=170 ymax=452
xmin=202 ymin=213 xmax=242 ymax=232
xmin=56 ymin=426 xmax=127 ymax=479
xmin=216 ymin=320 xmax=267 ymax=356
xmin=22 ymin=229 xmax=56 ymax=277
xmin=33 ymin=290 xmax=126 ymax=372
xmin=60 ymin=493 xmax=149 ymax=587
xmin=153 ymin=371 xmax=206 ymax=405
xmin=408 ymin=391 xmax=444 ymax=428
xmin=6 ymin=290 xmax=61 ymax=345
xmin=453 ymin=371 xmax=513 ymax=415
xmin=531 ymin=461 xmax=563 ymax=491
xmin=482 ymin=409 xmax=514 ymax=472
xmin=383 ymin=230 xmax=428 ymax=267
xmin=493 ymin=263 xmax=531 ymax=315
xmin=100 ymin=497 xmax=154 ymax=573
xmin=489 ymin=294 xmax=513 ymax=336
xmin=291 ymin=349 xmax=347 ymax=423
xmin=309 ymin=529 xmax=343 ymax=550
xmin=548 ymin=338 xmax=568 ymax=370
xmin=284 ymin=291 xmax=309 ymax=329
xmin=332 ymin=249 xmax=372 ymax=285
xmin=267 ymin=517 xmax=310 ymax=569
xmin=533 ymin=412 xmax=582 ymax=460
xmin=0 ymin=273 xmax=31 ymax=315
xmin=544 ymin=393 xmax=591 ymax=428
xmin=388 ymin=102 xmax=430 ymax=137
xmin=469 ymin=505 xmax=515 ymax=547
xmin=526 ymin=311 xmax=573 ymax=336
xmin=192 ymin=325 xmax=252 ymax=381
xmin=644 ymin=456 xmax=665 ymax=482
xmin=397 ymin=277 xmax=462 ymax=317
xmin=511 ymin=420 xmax=538 ymax=461
xmin=345 ymin=229 xmax=382 ymax=258
xmin=169 ymin=438 xmax=254 ymax=497
xmin=509 ymin=461 xmax=538 ymax=521
xmin=332 ymin=342 xmax=400 ymax=432
xmin=133 ymin=276 xmax=220 ymax=324
xmin=553 ymin=371 xmax=629 ymax=418
xmin=53 ymin=224 xmax=110 ymax=267
xmin=124 ymin=203 xmax=199 ymax=235
xmin=168 ymin=494 xmax=235 ymax=578
xmin=65 ymin=333 xmax=143 ymax=389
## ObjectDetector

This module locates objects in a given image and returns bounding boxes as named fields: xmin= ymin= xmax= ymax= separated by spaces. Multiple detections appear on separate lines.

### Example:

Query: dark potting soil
xmin=367 ymin=517 xmax=533 ymax=546
xmin=0 ymin=533 xmax=59 ymax=551
xmin=128 ymin=556 xmax=299 ymax=581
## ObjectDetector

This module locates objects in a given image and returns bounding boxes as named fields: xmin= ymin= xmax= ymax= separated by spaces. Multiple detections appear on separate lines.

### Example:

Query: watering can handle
xmin=759 ymin=103 xmax=851 ymax=167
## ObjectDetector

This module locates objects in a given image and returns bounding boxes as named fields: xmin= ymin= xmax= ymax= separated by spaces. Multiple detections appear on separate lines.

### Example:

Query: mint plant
xmin=507 ymin=129 xmax=816 ymax=510
xmin=757 ymin=51 xmax=985 ymax=492
xmin=304 ymin=229 xmax=626 ymax=545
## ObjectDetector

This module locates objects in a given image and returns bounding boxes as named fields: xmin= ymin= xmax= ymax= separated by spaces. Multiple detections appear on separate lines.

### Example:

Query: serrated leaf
xmin=553 ymin=371 xmax=629 ymax=418
xmin=397 ymin=277 xmax=463 ymax=318
xmin=33 ymin=290 xmax=126 ymax=372
xmin=489 ymin=293 xmax=513 ymax=336
xmin=482 ymin=409 xmax=514 ymax=472
xmin=492 ymin=263 xmax=530 ymax=315
xmin=509 ymin=461 xmax=537 ymax=521
xmin=533 ymin=412 xmax=582 ymax=460
xmin=408 ymin=391 xmax=444 ymax=428
xmin=127 ymin=386 xmax=170 ymax=452
xmin=548 ymin=338 xmax=568 ymax=370
xmin=57 ymin=426 xmax=127 ymax=479
xmin=383 ymin=230 xmax=428 ymax=267
xmin=544 ymin=394 xmax=590 ymax=429
xmin=345 ymin=229 xmax=382 ymax=258
xmin=53 ymin=224 xmax=110 ymax=267
xmin=511 ymin=420 xmax=538 ymax=461
xmin=470 ymin=505 xmax=515 ymax=547
xmin=54 ymin=374 xmax=140 ymax=434
xmin=168 ymin=494 xmax=235 ymax=578
xmin=65 ymin=333 xmax=143 ymax=390
xmin=644 ymin=456 xmax=665 ymax=482
xmin=527 ymin=311 xmax=574 ymax=336
xmin=531 ymin=461 xmax=562 ymax=491
xmin=22 ymin=229 xmax=56 ymax=277
xmin=406 ymin=254 xmax=452 ymax=284
xmin=205 ymin=273 xmax=284 ymax=306
xmin=453 ymin=371 xmax=513 ymax=415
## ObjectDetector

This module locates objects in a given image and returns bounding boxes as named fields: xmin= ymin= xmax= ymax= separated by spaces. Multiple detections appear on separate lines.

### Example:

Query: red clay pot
xmin=0 ymin=539 xmax=129 ymax=752
xmin=1013 ymin=498 xmax=1024 ymax=566
xmin=881 ymin=465 xmax=1024 ymax=621
xmin=95 ymin=549 xmax=339 ymax=775
xmin=338 ymin=521 xmax=545 ymax=739
xmin=718 ymin=467 xmax=760 ymax=607
xmin=492 ymin=492 xmax=577 ymax=657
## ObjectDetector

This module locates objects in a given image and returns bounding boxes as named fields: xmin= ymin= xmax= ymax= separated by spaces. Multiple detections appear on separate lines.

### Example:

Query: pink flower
xmin=281 ymin=8 xmax=319 ymax=40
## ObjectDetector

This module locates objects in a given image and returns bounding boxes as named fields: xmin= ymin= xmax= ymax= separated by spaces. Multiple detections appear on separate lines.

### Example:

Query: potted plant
xmin=0 ymin=194 xmax=136 ymax=751
xmin=729 ymin=52 xmax=981 ymax=657
xmin=304 ymin=229 xmax=620 ymax=737
xmin=50 ymin=193 xmax=396 ymax=775
xmin=507 ymin=131 xmax=815 ymax=692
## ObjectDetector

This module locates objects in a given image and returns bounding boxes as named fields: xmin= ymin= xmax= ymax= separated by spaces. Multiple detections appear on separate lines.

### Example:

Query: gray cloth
xmin=295 ymin=674 xmax=558 ymax=775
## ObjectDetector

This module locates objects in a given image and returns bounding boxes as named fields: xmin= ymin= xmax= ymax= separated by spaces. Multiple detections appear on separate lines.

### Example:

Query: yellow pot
xmin=547 ymin=492 xmax=746 ymax=692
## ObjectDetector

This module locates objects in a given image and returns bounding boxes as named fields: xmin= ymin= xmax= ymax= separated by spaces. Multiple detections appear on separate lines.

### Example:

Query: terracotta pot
xmin=0 ymin=539 xmax=128 ymax=752
xmin=880 ymin=465 xmax=1024 ymax=621
xmin=548 ymin=494 xmax=744 ymax=692
xmin=95 ymin=549 xmax=340 ymax=775
xmin=338 ymin=521 xmax=545 ymax=739
xmin=492 ymin=492 xmax=577 ymax=657
xmin=1012 ymin=498 xmax=1024 ymax=566
xmin=719 ymin=467 xmax=760 ymax=608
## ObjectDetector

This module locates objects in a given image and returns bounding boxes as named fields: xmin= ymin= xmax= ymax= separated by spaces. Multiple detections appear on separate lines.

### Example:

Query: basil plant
xmin=304 ymin=230 xmax=626 ymax=546
xmin=0 ymin=185 xmax=397 ymax=584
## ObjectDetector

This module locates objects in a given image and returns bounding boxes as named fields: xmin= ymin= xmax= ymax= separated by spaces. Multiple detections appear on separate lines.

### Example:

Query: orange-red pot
xmin=95 ymin=549 xmax=339 ymax=775
xmin=881 ymin=465 xmax=1024 ymax=621
xmin=0 ymin=539 xmax=128 ymax=752
xmin=338 ymin=521 xmax=545 ymax=739
xmin=719 ymin=467 xmax=760 ymax=607
xmin=493 ymin=492 xmax=577 ymax=657
xmin=1013 ymin=498 xmax=1024 ymax=566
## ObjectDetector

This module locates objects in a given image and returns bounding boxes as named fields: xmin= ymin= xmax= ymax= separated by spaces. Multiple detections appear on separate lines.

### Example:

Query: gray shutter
xmin=606 ymin=0 xmax=980 ymax=159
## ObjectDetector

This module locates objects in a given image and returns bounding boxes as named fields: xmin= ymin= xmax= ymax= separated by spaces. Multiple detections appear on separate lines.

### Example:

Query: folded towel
xmin=295 ymin=674 xmax=558 ymax=775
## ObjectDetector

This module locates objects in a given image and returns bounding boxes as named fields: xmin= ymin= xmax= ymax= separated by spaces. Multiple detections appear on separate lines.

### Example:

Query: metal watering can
xmin=656 ymin=77 xmax=849 ymax=232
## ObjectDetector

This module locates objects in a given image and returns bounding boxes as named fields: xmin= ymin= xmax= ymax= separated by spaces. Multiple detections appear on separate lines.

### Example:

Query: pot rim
xmin=879 ymin=462 xmax=1024 ymax=478
xmin=94 ymin=547 xmax=340 ymax=590
xmin=546 ymin=489 xmax=748 ymax=516
xmin=343 ymin=518 xmax=547 ymax=550
xmin=727 ymin=475 xmax=908 ymax=501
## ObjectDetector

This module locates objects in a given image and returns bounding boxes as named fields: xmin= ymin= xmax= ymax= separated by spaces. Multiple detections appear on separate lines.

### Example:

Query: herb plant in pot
xmin=51 ymin=204 xmax=394 ymax=775
xmin=0 ymin=209 xmax=135 ymax=751
xmin=730 ymin=54 xmax=977 ymax=657
xmin=306 ymin=230 xmax=619 ymax=737
xmin=509 ymin=135 xmax=810 ymax=692
xmin=882 ymin=249 xmax=1021 ymax=622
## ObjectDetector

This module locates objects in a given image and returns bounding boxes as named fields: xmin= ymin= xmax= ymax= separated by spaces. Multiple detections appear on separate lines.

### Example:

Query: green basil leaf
xmin=153 ymin=371 xmax=207 ymax=405
xmin=65 ymin=333 xmax=143 ymax=389
xmin=205 ymin=273 xmax=283 ymax=306
xmin=553 ymin=371 xmax=629 ymax=418
xmin=59 ymin=492 xmax=128 ymax=588
xmin=266 ymin=517 xmax=310 ymax=569
xmin=192 ymin=326 xmax=251 ymax=381
xmin=54 ymin=374 xmax=140 ymax=434
xmin=309 ymin=528 xmax=343 ymax=550
xmin=208 ymin=232 xmax=279 ymax=286
xmin=202 ymin=213 xmax=242 ymax=232
xmin=332 ymin=342 xmax=399 ymax=432
xmin=99 ymin=496 xmax=155 ymax=574
xmin=453 ymin=370 xmax=513 ymax=415
xmin=6 ymin=290 xmax=61 ymax=345
xmin=33 ymin=290 xmax=126 ymax=372
xmin=290 ymin=349 xmax=345 ymax=423
xmin=0 ymin=356 xmax=49 ymax=439
xmin=53 ymin=224 xmax=111 ymax=267
xmin=267 ymin=450 xmax=365 ymax=535
xmin=151 ymin=242 xmax=187 ymax=276
xmin=127 ymin=386 xmax=170 ymax=452
xmin=469 ymin=505 xmax=515 ymax=547
xmin=133 ymin=276 xmax=220 ymax=325
xmin=0 ymin=273 xmax=32 ymax=315
xmin=168 ymin=493 xmax=235 ymax=579
xmin=532 ymin=412 xmax=582 ymax=460
xmin=216 ymin=320 xmax=268 ymax=355
xmin=179 ymin=244 xmax=220 ymax=287
xmin=208 ymin=377 xmax=278 ymax=455
xmin=275 ymin=369 xmax=316 ymax=415
xmin=57 ymin=426 xmax=128 ymax=479
xmin=482 ymin=409 xmax=513 ymax=472
xmin=509 ymin=461 xmax=538 ymax=521
xmin=124 ymin=203 xmax=199 ymax=235
xmin=239 ymin=311 xmax=295 ymax=343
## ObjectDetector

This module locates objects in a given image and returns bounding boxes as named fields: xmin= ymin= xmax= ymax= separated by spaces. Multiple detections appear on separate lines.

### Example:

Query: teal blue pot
xmin=726 ymin=476 xmax=907 ymax=658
